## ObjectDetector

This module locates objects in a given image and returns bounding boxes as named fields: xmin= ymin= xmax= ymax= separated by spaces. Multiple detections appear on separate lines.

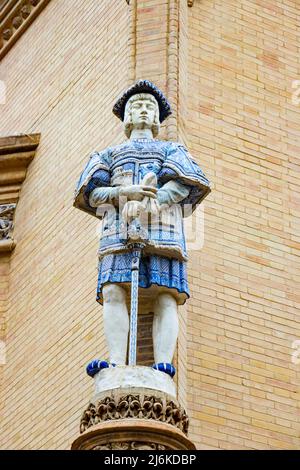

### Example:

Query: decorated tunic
xmin=74 ymin=138 xmax=210 ymax=304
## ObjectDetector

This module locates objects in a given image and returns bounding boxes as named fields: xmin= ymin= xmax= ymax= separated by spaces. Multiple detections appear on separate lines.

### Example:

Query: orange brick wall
xmin=0 ymin=0 xmax=299 ymax=450
xmin=186 ymin=0 xmax=300 ymax=449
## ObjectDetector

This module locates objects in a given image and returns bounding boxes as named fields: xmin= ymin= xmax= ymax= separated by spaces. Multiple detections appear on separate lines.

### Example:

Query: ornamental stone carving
xmin=92 ymin=442 xmax=167 ymax=450
xmin=0 ymin=204 xmax=16 ymax=240
xmin=0 ymin=0 xmax=51 ymax=60
xmin=0 ymin=134 xmax=40 ymax=253
xmin=80 ymin=393 xmax=189 ymax=436
xmin=72 ymin=418 xmax=196 ymax=450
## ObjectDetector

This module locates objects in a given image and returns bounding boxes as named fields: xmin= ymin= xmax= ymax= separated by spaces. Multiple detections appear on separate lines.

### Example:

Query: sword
xmin=127 ymin=218 xmax=148 ymax=366
xmin=125 ymin=172 xmax=157 ymax=365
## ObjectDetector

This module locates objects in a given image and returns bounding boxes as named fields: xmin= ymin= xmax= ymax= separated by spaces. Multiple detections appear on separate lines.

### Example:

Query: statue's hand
xmin=119 ymin=184 xmax=157 ymax=202
xmin=140 ymin=197 xmax=161 ymax=217
xmin=122 ymin=200 xmax=142 ymax=223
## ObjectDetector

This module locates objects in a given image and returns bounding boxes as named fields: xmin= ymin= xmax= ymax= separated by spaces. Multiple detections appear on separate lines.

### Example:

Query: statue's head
xmin=124 ymin=93 xmax=160 ymax=138
xmin=112 ymin=80 xmax=172 ymax=137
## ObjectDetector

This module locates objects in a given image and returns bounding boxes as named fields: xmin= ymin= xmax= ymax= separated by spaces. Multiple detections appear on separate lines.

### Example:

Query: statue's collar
xmin=129 ymin=138 xmax=157 ymax=142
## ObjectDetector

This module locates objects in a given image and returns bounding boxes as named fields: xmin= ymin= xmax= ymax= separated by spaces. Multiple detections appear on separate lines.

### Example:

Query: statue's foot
xmin=86 ymin=360 xmax=116 ymax=378
xmin=152 ymin=363 xmax=176 ymax=378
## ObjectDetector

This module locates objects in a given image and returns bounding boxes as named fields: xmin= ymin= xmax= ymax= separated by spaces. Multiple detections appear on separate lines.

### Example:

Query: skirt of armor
xmin=96 ymin=252 xmax=189 ymax=305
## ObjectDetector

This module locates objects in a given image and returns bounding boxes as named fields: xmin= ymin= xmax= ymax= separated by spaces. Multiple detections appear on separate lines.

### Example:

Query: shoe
xmin=86 ymin=360 xmax=116 ymax=377
xmin=152 ymin=362 xmax=176 ymax=378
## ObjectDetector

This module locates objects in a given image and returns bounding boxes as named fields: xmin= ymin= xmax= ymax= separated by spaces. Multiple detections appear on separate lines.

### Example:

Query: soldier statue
xmin=74 ymin=80 xmax=210 ymax=378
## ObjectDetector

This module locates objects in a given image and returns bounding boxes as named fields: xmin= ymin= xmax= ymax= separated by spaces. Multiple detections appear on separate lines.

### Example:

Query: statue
xmin=74 ymin=80 xmax=210 ymax=379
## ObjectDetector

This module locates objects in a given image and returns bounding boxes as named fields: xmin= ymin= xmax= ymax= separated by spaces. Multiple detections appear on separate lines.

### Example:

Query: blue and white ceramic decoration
xmin=152 ymin=362 xmax=176 ymax=378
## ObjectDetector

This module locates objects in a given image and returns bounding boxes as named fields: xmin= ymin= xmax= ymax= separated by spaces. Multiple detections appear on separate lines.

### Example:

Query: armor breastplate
xmin=110 ymin=144 xmax=165 ymax=187
xmin=97 ymin=142 xmax=187 ymax=261
xmin=74 ymin=139 xmax=211 ymax=262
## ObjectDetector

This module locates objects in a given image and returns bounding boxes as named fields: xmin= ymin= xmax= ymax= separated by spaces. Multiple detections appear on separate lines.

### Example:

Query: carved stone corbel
xmin=187 ymin=0 xmax=194 ymax=6
xmin=0 ymin=203 xmax=16 ymax=252
xmin=0 ymin=133 xmax=40 ymax=253
xmin=0 ymin=0 xmax=52 ymax=61
xmin=0 ymin=203 xmax=15 ymax=238
xmin=72 ymin=388 xmax=196 ymax=451
xmin=80 ymin=393 xmax=189 ymax=435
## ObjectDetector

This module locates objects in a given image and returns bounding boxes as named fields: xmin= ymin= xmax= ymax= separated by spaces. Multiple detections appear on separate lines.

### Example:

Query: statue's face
xmin=130 ymin=94 xmax=157 ymax=130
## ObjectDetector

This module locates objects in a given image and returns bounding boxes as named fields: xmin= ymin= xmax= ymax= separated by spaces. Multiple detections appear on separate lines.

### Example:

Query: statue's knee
xmin=103 ymin=284 xmax=126 ymax=304
xmin=156 ymin=293 xmax=177 ymax=310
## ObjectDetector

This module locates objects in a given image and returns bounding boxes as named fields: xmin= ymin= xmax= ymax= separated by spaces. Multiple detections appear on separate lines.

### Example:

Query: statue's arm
xmin=157 ymin=180 xmax=190 ymax=206
xmin=89 ymin=185 xmax=119 ymax=208
xmin=156 ymin=142 xmax=211 ymax=212
xmin=74 ymin=149 xmax=114 ymax=216
xmin=88 ymin=179 xmax=157 ymax=208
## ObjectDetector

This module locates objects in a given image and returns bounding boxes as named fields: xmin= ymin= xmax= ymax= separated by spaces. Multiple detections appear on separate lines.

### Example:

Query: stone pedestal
xmin=94 ymin=365 xmax=177 ymax=397
xmin=71 ymin=366 xmax=196 ymax=450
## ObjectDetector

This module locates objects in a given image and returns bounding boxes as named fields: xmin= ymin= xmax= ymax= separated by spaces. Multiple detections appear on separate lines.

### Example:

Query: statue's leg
xmin=102 ymin=283 xmax=129 ymax=365
xmin=153 ymin=292 xmax=179 ymax=364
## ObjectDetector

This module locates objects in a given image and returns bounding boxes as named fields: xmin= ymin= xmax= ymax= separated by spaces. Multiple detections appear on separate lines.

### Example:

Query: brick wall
xmin=186 ymin=0 xmax=300 ymax=449
xmin=0 ymin=256 xmax=9 ymax=346
xmin=0 ymin=0 xmax=131 ymax=450
xmin=0 ymin=0 xmax=299 ymax=450
xmin=0 ymin=254 xmax=9 ymax=417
